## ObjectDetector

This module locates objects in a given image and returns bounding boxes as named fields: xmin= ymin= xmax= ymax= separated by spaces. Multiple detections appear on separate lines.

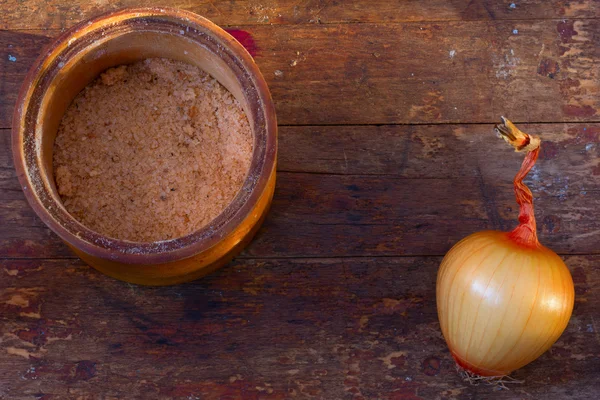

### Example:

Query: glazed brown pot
xmin=12 ymin=8 xmax=277 ymax=285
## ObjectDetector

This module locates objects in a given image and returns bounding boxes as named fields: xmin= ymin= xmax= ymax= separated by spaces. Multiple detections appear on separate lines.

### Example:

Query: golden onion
xmin=436 ymin=118 xmax=575 ymax=377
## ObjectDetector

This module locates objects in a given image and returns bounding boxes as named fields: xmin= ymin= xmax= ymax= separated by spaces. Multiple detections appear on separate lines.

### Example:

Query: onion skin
xmin=437 ymin=231 xmax=574 ymax=376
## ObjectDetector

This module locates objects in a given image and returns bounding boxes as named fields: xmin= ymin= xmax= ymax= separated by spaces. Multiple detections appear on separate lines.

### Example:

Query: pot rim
xmin=12 ymin=7 xmax=277 ymax=265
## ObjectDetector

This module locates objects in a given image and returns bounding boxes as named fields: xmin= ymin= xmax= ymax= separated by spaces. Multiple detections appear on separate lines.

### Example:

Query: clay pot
xmin=12 ymin=7 xmax=277 ymax=285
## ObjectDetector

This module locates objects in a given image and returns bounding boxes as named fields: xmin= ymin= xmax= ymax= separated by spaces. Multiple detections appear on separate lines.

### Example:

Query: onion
xmin=436 ymin=118 xmax=574 ymax=378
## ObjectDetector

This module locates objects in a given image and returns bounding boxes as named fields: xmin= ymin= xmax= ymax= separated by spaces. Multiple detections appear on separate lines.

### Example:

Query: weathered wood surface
xmin=2 ymin=17 xmax=600 ymax=127
xmin=0 ymin=256 xmax=599 ymax=399
xmin=2 ymin=123 xmax=599 ymax=258
xmin=1 ymin=0 xmax=600 ymax=398
xmin=2 ymin=0 xmax=599 ymax=30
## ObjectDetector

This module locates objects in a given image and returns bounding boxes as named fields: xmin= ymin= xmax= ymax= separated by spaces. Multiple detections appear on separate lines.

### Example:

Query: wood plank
xmin=256 ymin=20 xmax=600 ymax=125
xmin=1 ymin=0 xmax=599 ymax=30
xmin=1 ymin=18 xmax=599 ymax=127
xmin=1 ymin=31 xmax=52 ymax=129
xmin=0 ymin=256 xmax=598 ymax=398
xmin=2 ymin=122 xmax=599 ymax=258
xmin=278 ymin=123 xmax=600 ymax=181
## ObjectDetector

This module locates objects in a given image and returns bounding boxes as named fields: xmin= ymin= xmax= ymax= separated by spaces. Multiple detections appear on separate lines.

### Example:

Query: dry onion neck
xmin=494 ymin=117 xmax=541 ymax=248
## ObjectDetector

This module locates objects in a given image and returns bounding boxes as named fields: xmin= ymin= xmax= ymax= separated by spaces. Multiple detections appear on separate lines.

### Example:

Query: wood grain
xmin=2 ymin=1 xmax=600 ymax=397
xmin=1 ymin=18 xmax=599 ymax=127
xmin=3 ymin=123 xmax=599 ymax=258
xmin=0 ymin=256 xmax=598 ymax=398
xmin=1 ymin=0 xmax=599 ymax=30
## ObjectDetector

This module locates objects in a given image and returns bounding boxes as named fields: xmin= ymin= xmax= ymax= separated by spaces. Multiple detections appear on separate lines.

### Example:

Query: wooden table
xmin=1 ymin=1 xmax=599 ymax=398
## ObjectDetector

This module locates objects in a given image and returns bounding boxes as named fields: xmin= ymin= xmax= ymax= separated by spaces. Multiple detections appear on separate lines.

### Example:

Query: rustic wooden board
xmin=2 ymin=0 xmax=599 ymax=398
xmin=0 ymin=256 xmax=598 ymax=399
xmin=1 ymin=0 xmax=599 ymax=30
xmin=2 ymin=123 xmax=599 ymax=258
xmin=1 ymin=18 xmax=599 ymax=127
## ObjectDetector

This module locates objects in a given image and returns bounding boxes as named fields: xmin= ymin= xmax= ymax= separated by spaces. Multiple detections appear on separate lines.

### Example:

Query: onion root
xmin=456 ymin=364 xmax=524 ymax=390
